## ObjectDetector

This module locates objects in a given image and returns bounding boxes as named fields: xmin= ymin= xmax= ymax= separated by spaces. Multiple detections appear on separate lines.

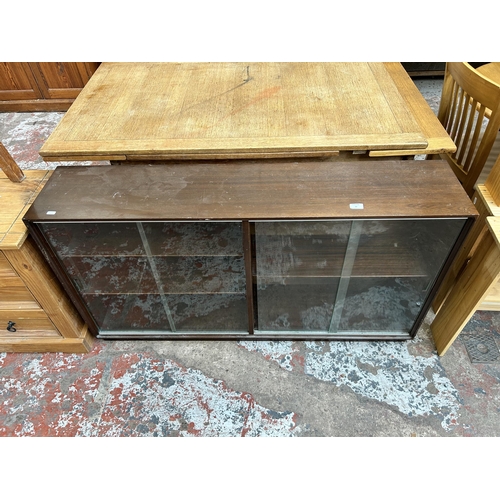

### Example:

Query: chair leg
xmin=431 ymin=224 xmax=500 ymax=355
xmin=432 ymin=192 xmax=490 ymax=313
xmin=0 ymin=142 xmax=25 ymax=182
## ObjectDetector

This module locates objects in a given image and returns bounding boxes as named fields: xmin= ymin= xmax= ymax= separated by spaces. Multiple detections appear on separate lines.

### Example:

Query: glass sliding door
xmin=253 ymin=218 xmax=467 ymax=335
xmin=38 ymin=221 xmax=249 ymax=334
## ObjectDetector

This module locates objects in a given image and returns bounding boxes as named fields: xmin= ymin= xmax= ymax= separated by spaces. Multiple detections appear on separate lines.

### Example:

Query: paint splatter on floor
xmin=0 ymin=349 xmax=300 ymax=437
xmin=238 ymin=340 xmax=304 ymax=371
xmin=303 ymin=339 xmax=462 ymax=431
xmin=0 ymin=111 xmax=108 ymax=170
xmin=239 ymin=335 xmax=462 ymax=431
xmin=0 ymin=347 xmax=105 ymax=436
xmin=95 ymin=353 xmax=300 ymax=437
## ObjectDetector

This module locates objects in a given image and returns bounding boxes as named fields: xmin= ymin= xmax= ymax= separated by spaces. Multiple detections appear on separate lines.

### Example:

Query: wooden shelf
xmin=42 ymin=221 xmax=244 ymax=257
xmin=255 ymin=234 xmax=427 ymax=278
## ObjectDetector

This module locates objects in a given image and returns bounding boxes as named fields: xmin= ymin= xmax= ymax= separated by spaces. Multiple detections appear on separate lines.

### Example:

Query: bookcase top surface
xmin=24 ymin=160 xmax=478 ymax=222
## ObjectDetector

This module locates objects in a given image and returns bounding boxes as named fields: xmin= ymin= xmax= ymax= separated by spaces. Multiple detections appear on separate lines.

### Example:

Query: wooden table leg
xmin=0 ymin=142 xmax=25 ymax=182
xmin=431 ymin=217 xmax=500 ymax=355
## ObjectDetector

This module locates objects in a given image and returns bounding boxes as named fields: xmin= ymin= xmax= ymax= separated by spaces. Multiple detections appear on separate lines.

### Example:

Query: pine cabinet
xmin=0 ymin=170 xmax=92 ymax=352
xmin=23 ymin=160 xmax=477 ymax=341
xmin=0 ymin=62 xmax=99 ymax=111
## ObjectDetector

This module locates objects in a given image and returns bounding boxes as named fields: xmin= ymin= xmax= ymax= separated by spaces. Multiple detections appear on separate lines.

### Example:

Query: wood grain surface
xmin=476 ymin=63 xmax=500 ymax=89
xmin=40 ymin=63 xmax=455 ymax=161
xmin=24 ymin=160 xmax=478 ymax=222
xmin=0 ymin=170 xmax=93 ymax=352
xmin=0 ymin=170 xmax=51 ymax=249
xmin=431 ymin=217 xmax=500 ymax=355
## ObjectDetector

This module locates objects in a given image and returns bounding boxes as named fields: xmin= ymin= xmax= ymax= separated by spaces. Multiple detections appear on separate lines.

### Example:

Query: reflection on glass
xmin=39 ymin=222 xmax=248 ymax=333
xmin=254 ymin=219 xmax=466 ymax=335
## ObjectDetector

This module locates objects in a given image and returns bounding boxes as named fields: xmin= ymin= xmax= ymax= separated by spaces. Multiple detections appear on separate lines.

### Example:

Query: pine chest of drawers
xmin=0 ymin=170 xmax=92 ymax=352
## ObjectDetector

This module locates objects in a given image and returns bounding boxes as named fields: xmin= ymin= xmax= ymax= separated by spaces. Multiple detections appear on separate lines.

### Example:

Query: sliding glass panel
xmin=256 ymin=277 xmax=339 ymax=331
xmin=38 ymin=221 xmax=248 ymax=333
xmin=334 ymin=219 xmax=467 ymax=334
xmin=254 ymin=221 xmax=350 ymax=332
xmin=254 ymin=218 xmax=466 ymax=335
xmin=40 ymin=222 xmax=145 ymax=257
xmin=168 ymin=293 xmax=248 ymax=332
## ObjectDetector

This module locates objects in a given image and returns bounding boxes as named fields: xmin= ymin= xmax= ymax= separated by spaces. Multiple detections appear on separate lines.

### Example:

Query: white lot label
xmin=46 ymin=211 xmax=57 ymax=215
xmin=349 ymin=203 xmax=364 ymax=210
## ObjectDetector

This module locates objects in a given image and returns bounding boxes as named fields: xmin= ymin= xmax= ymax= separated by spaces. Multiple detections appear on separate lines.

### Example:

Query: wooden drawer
xmin=0 ymin=309 xmax=60 ymax=337
xmin=0 ymin=253 xmax=41 ymax=310
xmin=0 ymin=252 xmax=16 ymax=276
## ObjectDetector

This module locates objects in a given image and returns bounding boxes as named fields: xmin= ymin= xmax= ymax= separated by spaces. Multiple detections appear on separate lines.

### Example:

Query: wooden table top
xmin=476 ymin=62 xmax=500 ymax=85
xmin=39 ymin=62 xmax=456 ymax=162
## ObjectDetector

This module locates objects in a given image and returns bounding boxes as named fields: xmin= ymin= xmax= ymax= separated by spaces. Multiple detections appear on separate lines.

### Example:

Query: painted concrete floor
xmin=2 ymin=78 xmax=500 ymax=439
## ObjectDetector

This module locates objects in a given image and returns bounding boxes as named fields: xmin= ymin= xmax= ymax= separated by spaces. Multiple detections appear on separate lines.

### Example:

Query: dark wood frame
xmin=23 ymin=160 xmax=478 ymax=341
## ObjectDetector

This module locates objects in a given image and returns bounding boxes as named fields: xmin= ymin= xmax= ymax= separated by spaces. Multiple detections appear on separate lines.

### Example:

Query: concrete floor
xmin=2 ymin=78 xmax=500 ymax=439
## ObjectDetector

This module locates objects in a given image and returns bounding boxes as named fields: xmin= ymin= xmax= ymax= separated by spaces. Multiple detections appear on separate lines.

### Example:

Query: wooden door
xmin=0 ymin=62 xmax=100 ymax=111
xmin=30 ymin=62 xmax=100 ymax=100
xmin=0 ymin=62 xmax=43 ymax=101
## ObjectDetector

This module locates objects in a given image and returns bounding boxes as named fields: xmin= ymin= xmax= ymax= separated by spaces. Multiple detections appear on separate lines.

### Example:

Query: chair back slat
xmin=457 ymin=98 xmax=476 ymax=166
xmin=450 ymin=89 xmax=467 ymax=139
xmin=464 ymin=105 xmax=487 ymax=172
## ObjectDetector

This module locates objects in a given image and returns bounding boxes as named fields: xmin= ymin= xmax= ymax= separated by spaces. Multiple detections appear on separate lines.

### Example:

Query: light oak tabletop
xmin=40 ymin=62 xmax=456 ymax=162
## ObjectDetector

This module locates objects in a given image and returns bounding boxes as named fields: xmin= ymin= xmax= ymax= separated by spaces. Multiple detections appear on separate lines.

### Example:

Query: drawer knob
xmin=7 ymin=321 xmax=16 ymax=332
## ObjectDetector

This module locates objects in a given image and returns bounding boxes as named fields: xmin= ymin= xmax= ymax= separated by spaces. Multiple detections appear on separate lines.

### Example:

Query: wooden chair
xmin=431 ymin=216 xmax=500 ymax=355
xmin=0 ymin=141 xmax=25 ymax=182
xmin=431 ymin=154 xmax=500 ymax=355
xmin=436 ymin=62 xmax=500 ymax=197
xmin=475 ymin=63 xmax=500 ymax=185
xmin=432 ymin=154 xmax=500 ymax=315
